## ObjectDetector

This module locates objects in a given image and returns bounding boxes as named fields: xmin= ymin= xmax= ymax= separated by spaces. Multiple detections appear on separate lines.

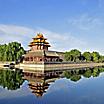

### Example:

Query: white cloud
xmin=68 ymin=14 xmax=103 ymax=31
xmin=0 ymin=24 xmax=86 ymax=52
xmin=0 ymin=24 xmax=35 ymax=48
xmin=67 ymin=14 xmax=104 ymax=54
xmin=0 ymin=87 xmax=31 ymax=99
xmin=0 ymin=24 xmax=35 ymax=37
xmin=0 ymin=23 xmax=104 ymax=54
xmin=34 ymin=28 xmax=86 ymax=51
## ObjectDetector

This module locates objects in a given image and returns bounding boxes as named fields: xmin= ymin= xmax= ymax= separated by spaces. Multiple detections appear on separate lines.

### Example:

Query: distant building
xmin=23 ymin=33 xmax=64 ymax=64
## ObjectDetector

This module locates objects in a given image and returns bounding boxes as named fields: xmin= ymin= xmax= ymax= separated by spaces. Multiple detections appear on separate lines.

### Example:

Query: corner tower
xmin=29 ymin=33 xmax=50 ymax=51
xmin=23 ymin=33 xmax=61 ymax=64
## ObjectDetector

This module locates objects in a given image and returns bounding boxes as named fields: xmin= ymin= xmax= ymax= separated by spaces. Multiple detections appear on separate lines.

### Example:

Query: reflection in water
xmin=63 ymin=67 xmax=104 ymax=82
xmin=23 ymin=66 xmax=104 ymax=97
xmin=0 ymin=66 xmax=104 ymax=98
xmin=23 ymin=71 xmax=61 ymax=97
xmin=0 ymin=68 xmax=24 ymax=90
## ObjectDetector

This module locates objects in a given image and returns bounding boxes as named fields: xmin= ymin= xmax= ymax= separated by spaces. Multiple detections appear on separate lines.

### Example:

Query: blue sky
xmin=0 ymin=0 xmax=104 ymax=54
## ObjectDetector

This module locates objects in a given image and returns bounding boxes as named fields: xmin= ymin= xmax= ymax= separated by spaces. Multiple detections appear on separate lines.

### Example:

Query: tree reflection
xmin=70 ymin=75 xmax=81 ymax=82
xmin=83 ymin=69 xmax=92 ymax=78
xmin=63 ymin=67 xmax=104 ymax=82
xmin=92 ymin=68 xmax=100 ymax=77
xmin=23 ymin=71 xmax=61 ymax=97
xmin=0 ymin=66 xmax=104 ymax=97
xmin=63 ymin=70 xmax=81 ymax=81
xmin=0 ymin=69 xmax=24 ymax=90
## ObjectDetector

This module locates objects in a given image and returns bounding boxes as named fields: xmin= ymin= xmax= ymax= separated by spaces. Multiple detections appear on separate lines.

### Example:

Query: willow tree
xmin=0 ymin=42 xmax=25 ymax=62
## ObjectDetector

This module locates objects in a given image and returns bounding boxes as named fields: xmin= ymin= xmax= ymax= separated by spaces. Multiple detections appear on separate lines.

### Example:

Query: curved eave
xmin=28 ymin=45 xmax=33 ymax=47
xmin=28 ymin=44 xmax=35 ymax=47
xmin=28 ymin=44 xmax=51 ymax=47
xmin=29 ymin=42 xmax=34 ymax=44
xmin=33 ymin=42 xmax=50 ymax=44
xmin=44 ymin=44 xmax=51 ymax=47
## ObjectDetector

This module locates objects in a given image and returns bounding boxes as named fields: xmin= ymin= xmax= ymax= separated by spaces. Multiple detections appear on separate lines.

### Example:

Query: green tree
xmin=91 ymin=52 xmax=100 ymax=62
xmin=0 ymin=42 xmax=25 ymax=62
xmin=99 ymin=56 xmax=104 ymax=62
xmin=70 ymin=49 xmax=81 ymax=62
xmin=82 ymin=52 xmax=92 ymax=62
xmin=64 ymin=52 xmax=73 ymax=61
xmin=64 ymin=49 xmax=81 ymax=62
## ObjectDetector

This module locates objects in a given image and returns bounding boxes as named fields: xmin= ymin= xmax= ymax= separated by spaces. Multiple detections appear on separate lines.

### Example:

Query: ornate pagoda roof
xmin=28 ymin=33 xmax=51 ymax=47
xmin=33 ymin=33 xmax=47 ymax=40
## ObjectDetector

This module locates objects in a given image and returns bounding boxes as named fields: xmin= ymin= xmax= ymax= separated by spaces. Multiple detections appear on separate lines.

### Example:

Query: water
xmin=0 ymin=67 xmax=104 ymax=104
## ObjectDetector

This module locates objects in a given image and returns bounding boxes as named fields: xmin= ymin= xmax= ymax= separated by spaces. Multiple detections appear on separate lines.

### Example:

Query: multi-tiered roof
xmin=23 ymin=33 xmax=63 ymax=64
xmin=28 ymin=33 xmax=51 ymax=49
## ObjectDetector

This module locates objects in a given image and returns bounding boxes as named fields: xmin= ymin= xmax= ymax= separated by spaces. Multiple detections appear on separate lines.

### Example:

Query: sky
xmin=0 ymin=0 xmax=104 ymax=54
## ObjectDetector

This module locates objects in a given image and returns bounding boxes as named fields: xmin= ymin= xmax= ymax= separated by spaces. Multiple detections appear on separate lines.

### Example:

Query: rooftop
xmin=28 ymin=33 xmax=50 ymax=47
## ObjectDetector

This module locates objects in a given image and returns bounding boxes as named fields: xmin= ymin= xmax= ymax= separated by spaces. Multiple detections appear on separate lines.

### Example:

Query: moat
xmin=1 ymin=66 xmax=104 ymax=104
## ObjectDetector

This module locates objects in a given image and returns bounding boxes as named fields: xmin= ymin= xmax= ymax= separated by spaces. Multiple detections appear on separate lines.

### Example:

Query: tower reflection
xmin=23 ymin=71 xmax=62 ymax=97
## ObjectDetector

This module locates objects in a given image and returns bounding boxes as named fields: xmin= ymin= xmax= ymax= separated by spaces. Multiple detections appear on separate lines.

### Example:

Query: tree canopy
xmin=64 ymin=49 xmax=81 ymax=62
xmin=64 ymin=49 xmax=104 ymax=62
xmin=82 ymin=52 xmax=92 ymax=62
xmin=0 ymin=42 xmax=25 ymax=62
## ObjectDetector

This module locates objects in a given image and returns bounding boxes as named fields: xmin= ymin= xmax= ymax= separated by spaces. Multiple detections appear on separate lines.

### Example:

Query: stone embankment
xmin=1 ymin=62 xmax=104 ymax=71
xmin=44 ymin=62 xmax=104 ymax=71
xmin=15 ymin=62 xmax=104 ymax=72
